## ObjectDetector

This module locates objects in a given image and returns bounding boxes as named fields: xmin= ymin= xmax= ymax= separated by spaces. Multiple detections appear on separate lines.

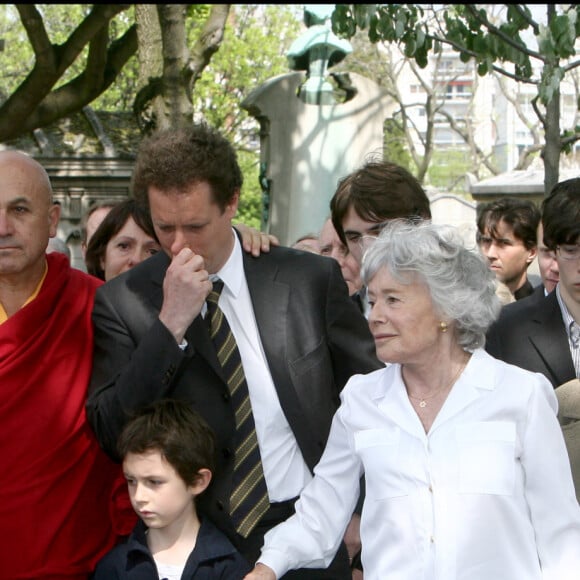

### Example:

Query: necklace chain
xmin=406 ymin=357 xmax=468 ymax=409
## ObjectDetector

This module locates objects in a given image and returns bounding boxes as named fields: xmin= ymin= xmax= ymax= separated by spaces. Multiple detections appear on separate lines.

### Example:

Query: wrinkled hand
xmin=235 ymin=223 xmax=279 ymax=257
xmin=243 ymin=563 xmax=277 ymax=580
xmin=159 ymin=248 xmax=212 ymax=343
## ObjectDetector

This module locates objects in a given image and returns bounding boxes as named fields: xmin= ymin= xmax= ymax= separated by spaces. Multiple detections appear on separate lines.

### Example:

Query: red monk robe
xmin=0 ymin=252 xmax=134 ymax=579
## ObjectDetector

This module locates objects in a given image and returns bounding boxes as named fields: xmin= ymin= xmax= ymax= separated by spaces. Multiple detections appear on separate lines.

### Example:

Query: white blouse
xmin=258 ymin=349 xmax=580 ymax=580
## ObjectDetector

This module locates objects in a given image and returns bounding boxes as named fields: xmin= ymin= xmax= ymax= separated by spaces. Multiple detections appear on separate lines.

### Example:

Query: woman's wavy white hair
xmin=362 ymin=219 xmax=501 ymax=350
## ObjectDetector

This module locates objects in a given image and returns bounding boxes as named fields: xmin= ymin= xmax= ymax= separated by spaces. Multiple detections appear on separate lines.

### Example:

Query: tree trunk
xmin=541 ymin=4 xmax=560 ymax=196
xmin=542 ymin=86 xmax=561 ymax=195
xmin=134 ymin=4 xmax=230 ymax=134
xmin=158 ymin=4 xmax=191 ymax=130
xmin=134 ymin=5 xmax=164 ymax=133
xmin=0 ymin=5 xmax=134 ymax=142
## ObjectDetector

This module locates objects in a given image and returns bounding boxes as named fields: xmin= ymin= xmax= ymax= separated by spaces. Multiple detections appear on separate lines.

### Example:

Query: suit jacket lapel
xmin=242 ymin=251 xmax=311 ymax=441
xmin=243 ymin=253 xmax=290 ymax=388
xmin=142 ymin=251 xmax=168 ymax=312
xmin=529 ymin=292 xmax=575 ymax=386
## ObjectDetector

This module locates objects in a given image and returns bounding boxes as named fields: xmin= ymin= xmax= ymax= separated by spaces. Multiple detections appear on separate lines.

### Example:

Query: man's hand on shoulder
xmin=235 ymin=223 xmax=279 ymax=257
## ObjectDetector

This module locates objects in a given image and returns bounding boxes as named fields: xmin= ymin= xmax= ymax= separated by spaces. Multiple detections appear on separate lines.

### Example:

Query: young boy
xmin=93 ymin=399 xmax=250 ymax=579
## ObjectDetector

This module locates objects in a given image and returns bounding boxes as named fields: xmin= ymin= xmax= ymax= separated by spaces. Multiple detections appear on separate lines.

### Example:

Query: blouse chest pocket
xmin=354 ymin=427 xmax=410 ymax=500
xmin=456 ymin=421 xmax=516 ymax=495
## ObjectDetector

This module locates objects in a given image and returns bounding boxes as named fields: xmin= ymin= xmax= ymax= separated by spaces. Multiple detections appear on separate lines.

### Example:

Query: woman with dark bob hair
xmin=85 ymin=199 xmax=161 ymax=281
xmin=246 ymin=220 xmax=580 ymax=580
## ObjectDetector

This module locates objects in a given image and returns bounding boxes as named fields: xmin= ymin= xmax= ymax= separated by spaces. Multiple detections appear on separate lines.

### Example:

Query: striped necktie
xmin=206 ymin=279 xmax=269 ymax=537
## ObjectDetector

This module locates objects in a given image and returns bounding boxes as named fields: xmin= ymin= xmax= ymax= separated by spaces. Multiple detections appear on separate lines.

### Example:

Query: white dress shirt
xmin=210 ymin=232 xmax=312 ymax=501
xmin=556 ymin=284 xmax=580 ymax=378
xmin=258 ymin=349 xmax=580 ymax=580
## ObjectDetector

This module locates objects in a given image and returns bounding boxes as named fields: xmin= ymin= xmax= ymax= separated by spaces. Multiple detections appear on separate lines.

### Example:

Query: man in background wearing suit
xmin=87 ymin=123 xmax=381 ymax=578
xmin=485 ymin=178 xmax=580 ymax=388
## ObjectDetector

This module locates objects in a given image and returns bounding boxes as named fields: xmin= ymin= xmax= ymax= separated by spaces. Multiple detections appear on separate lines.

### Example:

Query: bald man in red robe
xmin=0 ymin=151 xmax=130 ymax=579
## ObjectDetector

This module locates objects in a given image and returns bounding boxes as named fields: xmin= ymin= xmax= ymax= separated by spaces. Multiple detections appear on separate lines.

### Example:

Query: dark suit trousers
xmin=239 ymin=499 xmax=351 ymax=579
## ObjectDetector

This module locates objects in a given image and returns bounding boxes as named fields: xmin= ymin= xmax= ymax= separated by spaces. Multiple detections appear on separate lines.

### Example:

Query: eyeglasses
xmin=557 ymin=244 xmax=580 ymax=261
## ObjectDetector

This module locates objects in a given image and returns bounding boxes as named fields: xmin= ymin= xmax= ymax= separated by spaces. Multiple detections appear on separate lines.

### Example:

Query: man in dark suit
xmin=485 ymin=178 xmax=580 ymax=388
xmin=86 ymin=123 xmax=381 ymax=578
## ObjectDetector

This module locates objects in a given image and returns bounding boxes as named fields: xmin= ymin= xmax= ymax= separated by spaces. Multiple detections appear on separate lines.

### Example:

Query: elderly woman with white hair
xmin=245 ymin=220 xmax=580 ymax=580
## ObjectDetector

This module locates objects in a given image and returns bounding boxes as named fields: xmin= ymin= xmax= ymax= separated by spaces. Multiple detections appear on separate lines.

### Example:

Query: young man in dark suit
xmin=485 ymin=178 xmax=580 ymax=388
xmin=86 ymin=123 xmax=381 ymax=578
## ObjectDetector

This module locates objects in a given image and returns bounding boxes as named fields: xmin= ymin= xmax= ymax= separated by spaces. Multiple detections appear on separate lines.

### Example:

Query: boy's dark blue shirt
xmin=93 ymin=517 xmax=250 ymax=579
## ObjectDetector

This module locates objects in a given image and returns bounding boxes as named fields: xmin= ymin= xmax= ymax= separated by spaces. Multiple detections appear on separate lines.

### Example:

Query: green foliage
xmin=427 ymin=149 xmax=472 ymax=194
xmin=562 ymin=125 xmax=580 ymax=155
xmin=192 ymin=5 xmax=302 ymax=226
xmin=0 ymin=4 xmax=137 ymax=109
xmin=332 ymin=4 xmax=580 ymax=105
xmin=383 ymin=119 xmax=412 ymax=172
xmin=332 ymin=3 xmax=580 ymax=193
xmin=233 ymin=150 xmax=262 ymax=230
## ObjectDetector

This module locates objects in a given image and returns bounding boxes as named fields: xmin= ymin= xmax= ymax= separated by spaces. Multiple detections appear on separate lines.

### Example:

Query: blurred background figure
xmin=319 ymin=218 xmax=362 ymax=297
xmin=80 ymin=199 xmax=118 ymax=259
xmin=555 ymin=378 xmax=580 ymax=503
xmin=46 ymin=236 xmax=71 ymax=262
xmin=536 ymin=221 xmax=559 ymax=296
xmin=292 ymin=233 xmax=321 ymax=254
xmin=476 ymin=198 xmax=540 ymax=303
xmin=485 ymin=178 xmax=580 ymax=389
xmin=85 ymin=198 xmax=161 ymax=281
xmin=319 ymin=217 xmax=365 ymax=317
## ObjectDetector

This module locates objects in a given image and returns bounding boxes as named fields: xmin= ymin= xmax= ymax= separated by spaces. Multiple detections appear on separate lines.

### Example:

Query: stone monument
xmin=242 ymin=5 xmax=391 ymax=246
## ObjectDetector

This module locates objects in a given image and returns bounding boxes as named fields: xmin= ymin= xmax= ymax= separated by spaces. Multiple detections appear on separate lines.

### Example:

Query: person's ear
xmin=526 ymin=245 xmax=538 ymax=264
xmin=48 ymin=203 xmax=61 ymax=237
xmin=225 ymin=189 xmax=240 ymax=220
xmin=189 ymin=468 xmax=212 ymax=495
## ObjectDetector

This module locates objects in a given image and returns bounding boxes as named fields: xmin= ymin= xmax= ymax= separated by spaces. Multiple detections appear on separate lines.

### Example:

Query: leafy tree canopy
xmin=331 ymin=4 xmax=580 ymax=192
xmin=332 ymin=4 xmax=580 ymax=103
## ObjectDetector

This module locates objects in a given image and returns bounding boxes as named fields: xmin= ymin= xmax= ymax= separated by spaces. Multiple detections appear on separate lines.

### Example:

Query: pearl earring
xmin=440 ymin=321 xmax=448 ymax=333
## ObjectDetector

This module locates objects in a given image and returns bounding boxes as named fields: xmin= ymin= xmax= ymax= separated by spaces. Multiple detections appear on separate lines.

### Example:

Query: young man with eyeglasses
xmin=486 ymin=178 xmax=580 ymax=388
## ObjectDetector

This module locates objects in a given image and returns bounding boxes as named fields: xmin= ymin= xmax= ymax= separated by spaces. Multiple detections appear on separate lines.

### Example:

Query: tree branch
xmin=463 ymin=4 xmax=543 ymax=62
xmin=187 ymin=4 xmax=230 ymax=88
xmin=425 ymin=32 xmax=540 ymax=85
xmin=55 ymin=5 xmax=131 ymax=75
xmin=0 ymin=22 xmax=137 ymax=140
xmin=15 ymin=5 xmax=52 ymax=57
xmin=510 ymin=4 xmax=540 ymax=35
